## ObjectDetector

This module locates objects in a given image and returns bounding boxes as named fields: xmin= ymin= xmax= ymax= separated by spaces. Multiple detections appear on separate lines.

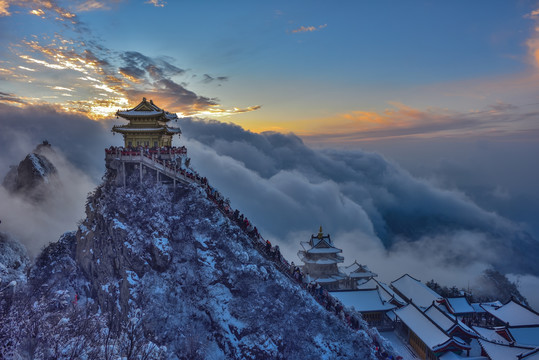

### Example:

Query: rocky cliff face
xmin=0 ymin=170 xmax=377 ymax=359
xmin=2 ymin=143 xmax=58 ymax=201
xmin=0 ymin=232 xmax=29 ymax=287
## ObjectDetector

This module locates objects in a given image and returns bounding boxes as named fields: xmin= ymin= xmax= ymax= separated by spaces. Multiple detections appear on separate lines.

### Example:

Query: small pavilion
xmin=112 ymin=97 xmax=181 ymax=148
xmin=298 ymin=226 xmax=345 ymax=290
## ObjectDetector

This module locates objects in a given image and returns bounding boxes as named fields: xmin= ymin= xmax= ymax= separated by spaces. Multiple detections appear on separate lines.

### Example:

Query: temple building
xmin=391 ymin=274 xmax=442 ymax=310
xmin=340 ymin=260 xmax=378 ymax=289
xmin=393 ymin=303 xmax=471 ymax=360
xmin=112 ymin=97 xmax=181 ymax=148
xmin=298 ymin=227 xmax=346 ymax=290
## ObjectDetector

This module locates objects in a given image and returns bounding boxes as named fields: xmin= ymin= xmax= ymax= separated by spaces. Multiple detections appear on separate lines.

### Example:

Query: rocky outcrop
xmin=72 ymin=176 xmax=376 ymax=358
xmin=2 ymin=142 xmax=57 ymax=201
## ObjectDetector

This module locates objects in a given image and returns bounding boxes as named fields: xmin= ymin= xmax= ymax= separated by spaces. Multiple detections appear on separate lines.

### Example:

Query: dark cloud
xmin=120 ymin=51 xmax=185 ymax=82
xmin=0 ymin=92 xmax=27 ymax=105
xmin=114 ymin=51 xmax=234 ymax=114
xmin=202 ymin=74 xmax=229 ymax=84
xmin=487 ymin=101 xmax=518 ymax=112
xmin=146 ymin=79 xmax=219 ymax=109
xmin=118 ymin=65 xmax=146 ymax=81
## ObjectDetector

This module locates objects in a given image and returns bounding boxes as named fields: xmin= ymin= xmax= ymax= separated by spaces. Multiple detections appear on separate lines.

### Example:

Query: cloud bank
xmin=0 ymin=103 xmax=537 ymax=306
xmin=0 ymin=103 xmax=116 ymax=255
xmin=177 ymin=118 xmax=539 ymax=291
xmin=0 ymin=143 xmax=96 ymax=257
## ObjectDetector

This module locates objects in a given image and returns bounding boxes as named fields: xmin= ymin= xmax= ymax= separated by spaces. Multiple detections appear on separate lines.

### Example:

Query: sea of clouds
xmin=0 ymin=104 xmax=538 ymax=307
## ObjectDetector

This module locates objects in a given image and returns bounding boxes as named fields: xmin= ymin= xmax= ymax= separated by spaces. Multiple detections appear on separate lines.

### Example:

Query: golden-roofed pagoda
xmin=112 ymin=97 xmax=181 ymax=148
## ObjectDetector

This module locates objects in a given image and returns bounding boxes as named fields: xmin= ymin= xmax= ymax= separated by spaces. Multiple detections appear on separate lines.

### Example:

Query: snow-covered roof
xmin=482 ymin=300 xmax=539 ymax=327
xmin=394 ymin=304 xmax=469 ymax=351
xmin=300 ymin=257 xmax=343 ymax=265
xmin=305 ymin=227 xmax=341 ymax=251
xmin=117 ymin=110 xmax=163 ymax=116
xmin=478 ymin=339 xmax=536 ymax=360
xmin=390 ymin=274 xmax=441 ymax=309
xmin=508 ymin=326 xmax=539 ymax=347
xmin=356 ymin=279 xmax=406 ymax=306
xmin=306 ymin=247 xmax=342 ymax=254
xmin=298 ymin=230 xmax=344 ymax=265
xmin=472 ymin=301 xmax=503 ymax=314
xmin=332 ymin=289 xmax=396 ymax=313
xmin=116 ymin=98 xmax=178 ymax=121
xmin=356 ymin=278 xmax=377 ymax=290
xmin=446 ymin=297 xmax=475 ymax=315
xmin=424 ymin=305 xmax=476 ymax=338
xmin=521 ymin=349 xmax=539 ymax=360
xmin=472 ymin=326 xmax=511 ymax=344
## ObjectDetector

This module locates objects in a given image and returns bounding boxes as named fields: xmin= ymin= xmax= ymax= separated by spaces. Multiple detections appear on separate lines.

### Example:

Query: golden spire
xmin=318 ymin=226 xmax=323 ymax=239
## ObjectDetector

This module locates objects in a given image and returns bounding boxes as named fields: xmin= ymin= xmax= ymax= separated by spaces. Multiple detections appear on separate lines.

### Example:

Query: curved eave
xmin=113 ymin=127 xmax=166 ymax=133
xmin=117 ymin=113 xmax=171 ymax=122
xmin=306 ymin=248 xmax=342 ymax=254
xmin=432 ymin=338 xmax=471 ymax=352
xmin=166 ymin=127 xmax=182 ymax=134
xmin=448 ymin=325 xmax=479 ymax=339
xmin=112 ymin=126 xmax=181 ymax=135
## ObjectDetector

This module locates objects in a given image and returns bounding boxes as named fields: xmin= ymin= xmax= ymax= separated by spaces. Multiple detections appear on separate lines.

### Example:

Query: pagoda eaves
xmin=113 ymin=97 xmax=181 ymax=148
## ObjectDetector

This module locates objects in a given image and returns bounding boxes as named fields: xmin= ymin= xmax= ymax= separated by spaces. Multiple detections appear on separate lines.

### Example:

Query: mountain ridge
xmin=1 ymin=163 xmax=380 ymax=359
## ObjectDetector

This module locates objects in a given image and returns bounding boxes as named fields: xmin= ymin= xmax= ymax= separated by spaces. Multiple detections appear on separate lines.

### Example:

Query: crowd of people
xmin=201 ymin=167 xmax=400 ymax=359
xmin=104 ymin=145 xmax=398 ymax=360
xmin=105 ymin=145 xmax=187 ymax=156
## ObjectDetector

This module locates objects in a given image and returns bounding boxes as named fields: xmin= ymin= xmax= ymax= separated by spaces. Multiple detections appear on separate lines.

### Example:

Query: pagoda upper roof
xmin=302 ymin=226 xmax=343 ymax=253
xmin=116 ymin=97 xmax=178 ymax=121
xmin=112 ymin=125 xmax=181 ymax=134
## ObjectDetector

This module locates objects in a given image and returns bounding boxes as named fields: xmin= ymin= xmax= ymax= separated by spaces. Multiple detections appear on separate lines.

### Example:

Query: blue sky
xmin=2 ymin=0 xmax=539 ymax=133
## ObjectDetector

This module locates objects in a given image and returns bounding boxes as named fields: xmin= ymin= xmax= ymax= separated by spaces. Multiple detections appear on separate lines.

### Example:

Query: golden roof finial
xmin=318 ymin=226 xmax=323 ymax=239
